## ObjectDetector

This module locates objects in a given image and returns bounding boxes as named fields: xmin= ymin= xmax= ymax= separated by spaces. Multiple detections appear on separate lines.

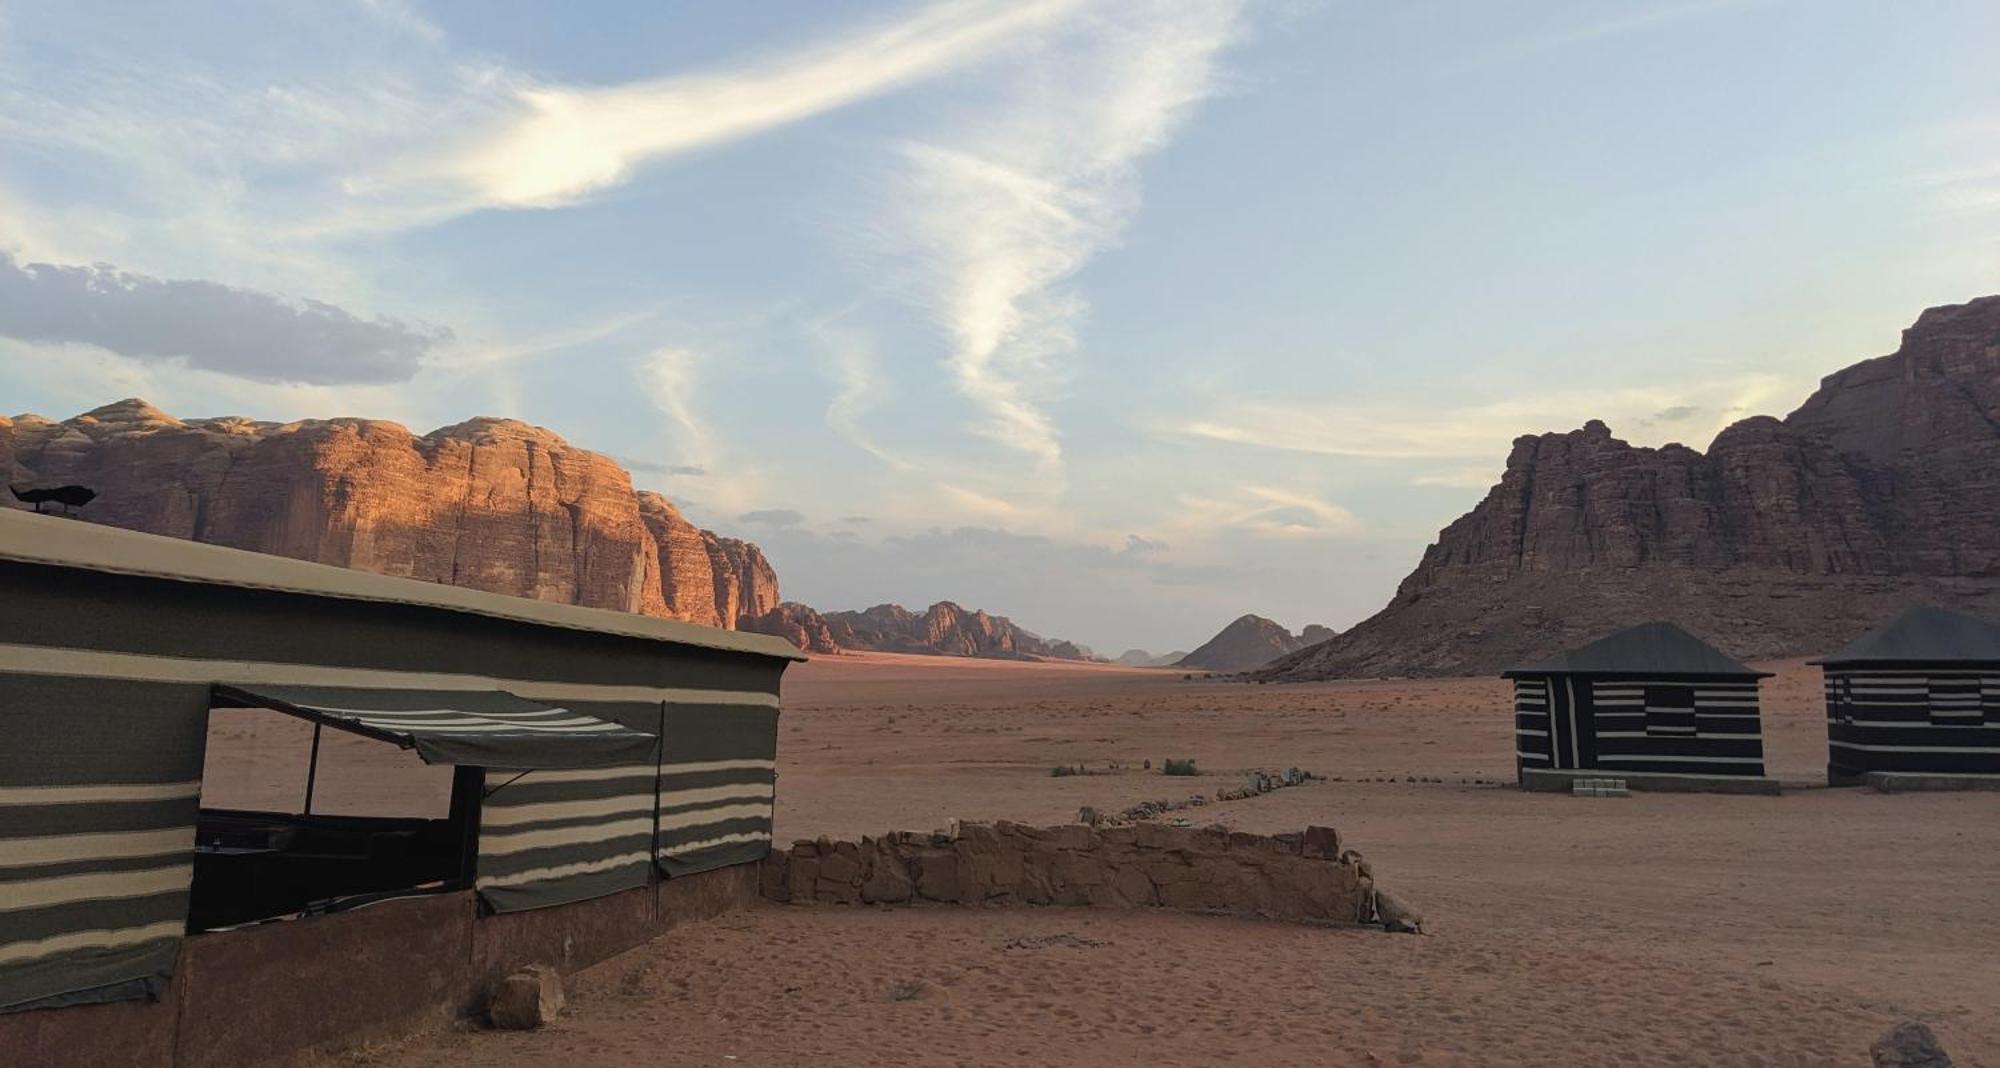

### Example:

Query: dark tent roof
xmin=212 ymin=684 xmax=658 ymax=769
xmin=1503 ymin=621 xmax=1769 ymax=678
xmin=1812 ymin=606 xmax=2000 ymax=666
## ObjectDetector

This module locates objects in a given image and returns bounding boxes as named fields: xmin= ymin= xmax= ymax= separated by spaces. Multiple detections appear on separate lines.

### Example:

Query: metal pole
xmin=303 ymin=721 xmax=323 ymax=815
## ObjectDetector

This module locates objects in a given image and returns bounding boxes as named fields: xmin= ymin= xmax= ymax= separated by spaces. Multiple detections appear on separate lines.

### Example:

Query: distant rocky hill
xmin=1114 ymin=649 xmax=1189 ymax=667
xmin=1260 ymin=296 xmax=2000 ymax=681
xmin=1176 ymin=615 xmax=1333 ymax=672
xmin=0 ymin=399 xmax=779 ymax=632
xmin=743 ymin=600 xmax=1094 ymax=661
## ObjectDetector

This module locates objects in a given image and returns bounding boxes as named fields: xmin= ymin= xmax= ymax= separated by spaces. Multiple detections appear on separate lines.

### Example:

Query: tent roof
xmin=0 ymin=508 xmax=804 ymax=661
xmin=1503 ymin=621 xmax=1769 ymax=678
xmin=212 ymin=684 xmax=658 ymax=769
xmin=1813 ymin=605 xmax=2000 ymax=666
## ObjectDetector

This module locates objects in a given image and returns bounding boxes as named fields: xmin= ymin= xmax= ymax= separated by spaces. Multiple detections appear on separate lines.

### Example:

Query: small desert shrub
xmin=1051 ymin=765 xmax=1081 ymax=777
xmin=1163 ymin=758 xmax=1199 ymax=776
xmin=889 ymin=979 xmax=925 ymax=1002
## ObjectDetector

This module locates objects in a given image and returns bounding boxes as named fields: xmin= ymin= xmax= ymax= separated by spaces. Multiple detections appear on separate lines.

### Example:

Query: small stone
xmin=488 ymin=964 xmax=564 ymax=1030
xmin=1871 ymin=1021 xmax=1953 ymax=1067
xmin=1375 ymin=889 xmax=1424 ymax=934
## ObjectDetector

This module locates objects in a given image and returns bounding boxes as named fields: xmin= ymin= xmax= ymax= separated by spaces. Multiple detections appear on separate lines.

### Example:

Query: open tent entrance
xmin=189 ymin=685 xmax=658 ymax=931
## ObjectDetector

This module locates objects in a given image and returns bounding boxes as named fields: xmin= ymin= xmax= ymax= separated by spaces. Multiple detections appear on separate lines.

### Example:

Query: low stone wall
xmin=762 ymin=821 xmax=1380 ymax=926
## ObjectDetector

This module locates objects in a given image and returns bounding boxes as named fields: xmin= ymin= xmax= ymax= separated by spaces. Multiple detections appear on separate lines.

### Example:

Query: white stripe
xmin=0 ymin=864 xmax=193 ymax=912
xmin=0 ymin=920 xmax=185 ymax=967
xmin=1515 ymin=751 xmax=1551 ymax=761
xmin=321 ymin=706 xmax=578 ymax=719
xmin=485 ymin=764 xmax=657 ymax=784
xmin=1566 ymin=678 xmax=1581 ymax=768
xmin=0 ymin=644 xmax=779 ymax=709
xmin=1594 ymin=754 xmax=1765 ymax=764
xmin=0 ymin=781 xmax=201 ymax=807
xmin=476 ymin=851 xmax=651 ymax=889
xmin=659 ymin=783 xmax=776 ymax=808
xmin=482 ymin=793 xmax=656 ymax=827
xmin=0 ymin=827 xmax=193 ymax=868
xmin=1515 ymin=728 xmax=1548 ymax=737
xmin=658 ymin=758 xmax=776 ymax=777
xmin=480 ymin=817 xmax=655 ymax=856
xmin=658 ymin=803 xmax=770 ymax=832
xmin=344 ymin=718 xmax=627 ymax=735
xmin=1830 ymin=741 xmax=2000 ymax=753
xmin=1846 ymin=719 xmax=2000 ymax=729
xmin=659 ymin=830 xmax=771 ymax=856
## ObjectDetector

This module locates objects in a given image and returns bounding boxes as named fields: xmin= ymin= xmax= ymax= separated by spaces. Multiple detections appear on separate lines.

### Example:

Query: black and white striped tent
xmin=0 ymin=508 xmax=803 ymax=1012
xmin=1815 ymin=606 xmax=2000 ymax=783
xmin=1505 ymin=622 xmax=1771 ymax=779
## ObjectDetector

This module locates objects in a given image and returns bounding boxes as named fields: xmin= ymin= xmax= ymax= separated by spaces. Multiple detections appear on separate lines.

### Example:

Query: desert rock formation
xmin=1176 ymin=615 xmax=1322 ymax=672
xmin=0 ymin=399 xmax=778 ymax=634
xmin=758 ymin=601 xmax=1094 ymax=661
xmin=1263 ymin=295 xmax=2000 ymax=680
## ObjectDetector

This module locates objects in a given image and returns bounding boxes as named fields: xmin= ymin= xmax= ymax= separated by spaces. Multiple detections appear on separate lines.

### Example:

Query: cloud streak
xmin=395 ymin=0 xmax=1084 ymax=214
xmin=0 ymin=252 xmax=448 ymax=384
xmin=885 ymin=0 xmax=1246 ymax=474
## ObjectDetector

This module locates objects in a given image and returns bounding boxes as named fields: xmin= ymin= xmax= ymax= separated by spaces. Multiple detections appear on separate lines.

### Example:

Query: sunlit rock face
xmin=0 ymin=399 xmax=778 ymax=634
xmin=1262 ymin=296 xmax=2000 ymax=680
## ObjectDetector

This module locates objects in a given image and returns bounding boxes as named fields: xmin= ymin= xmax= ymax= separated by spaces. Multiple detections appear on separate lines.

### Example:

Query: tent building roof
xmin=1503 ymin=621 xmax=1770 ymax=679
xmin=1812 ymin=605 xmax=2000 ymax=666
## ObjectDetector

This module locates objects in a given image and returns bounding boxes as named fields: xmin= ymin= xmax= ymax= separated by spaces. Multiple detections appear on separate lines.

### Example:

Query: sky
xmin=2 ymin=1 xmax=1998 ymax=655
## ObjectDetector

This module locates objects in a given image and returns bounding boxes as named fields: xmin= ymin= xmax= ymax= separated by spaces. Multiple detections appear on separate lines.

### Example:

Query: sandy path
xmin=330 ymin=654 xmax=1998 ymax=1066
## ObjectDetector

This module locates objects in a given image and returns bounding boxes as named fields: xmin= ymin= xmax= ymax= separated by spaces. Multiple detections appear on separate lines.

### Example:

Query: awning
xmin=210 ymin=684 xmax=658 ymax=769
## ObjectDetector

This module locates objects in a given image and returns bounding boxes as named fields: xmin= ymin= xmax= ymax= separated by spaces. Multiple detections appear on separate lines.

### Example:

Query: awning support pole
xmin=303 ymin=721 xmax=323 ymax=815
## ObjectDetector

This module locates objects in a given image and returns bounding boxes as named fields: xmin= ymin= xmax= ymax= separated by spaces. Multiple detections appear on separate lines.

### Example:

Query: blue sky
xmin=2 ymin=0 xmax=1997 ymax=653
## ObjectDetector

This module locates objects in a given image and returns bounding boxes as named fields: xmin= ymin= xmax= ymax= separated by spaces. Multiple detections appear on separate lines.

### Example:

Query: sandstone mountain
xmin=759 ymin=600 xmax=1094 ymax=661
xmin=1260 ymin=295 xmax=2000 ymax=681
xmin=1 ymin=399 xmax=780 ymax=634
xmin=1175 ymin=615 xmax=1331 ymax=672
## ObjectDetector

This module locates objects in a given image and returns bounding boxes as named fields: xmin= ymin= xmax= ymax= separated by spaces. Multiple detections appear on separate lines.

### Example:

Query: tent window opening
xmin=1927 ymin=677 xmax=1982 ymax=723
xmin=189 ymin=698 xmax=478 ymax=933
xmin=1643 ymin=685 xmax=1697 ymax=736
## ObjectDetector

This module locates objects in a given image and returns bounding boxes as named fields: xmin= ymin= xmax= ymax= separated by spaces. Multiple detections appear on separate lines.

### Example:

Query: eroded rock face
xmin=1264 ymin=296 xmax=2000 ymax=679
xmin=0 ymin=400 xmax=779 ymax=634
xmin=809 ymin=601 xmax=1093 ymax=660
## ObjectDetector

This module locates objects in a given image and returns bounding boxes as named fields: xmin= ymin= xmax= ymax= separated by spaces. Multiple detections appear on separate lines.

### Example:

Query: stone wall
xmin=761 ymin=821 xmax=1381 ymax=926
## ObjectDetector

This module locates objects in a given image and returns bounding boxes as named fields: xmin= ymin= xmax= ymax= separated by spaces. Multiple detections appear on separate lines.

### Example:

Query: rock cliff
xmin=1176 ymin=615 xmax=1331 ymax=672
xmin=759 ymin=600 xmax=1093 ymax=661
xmin=1261 ymin=295 xmax=2000 ymax=680
xmin=0 ymin=399 xmax=780 ymax=634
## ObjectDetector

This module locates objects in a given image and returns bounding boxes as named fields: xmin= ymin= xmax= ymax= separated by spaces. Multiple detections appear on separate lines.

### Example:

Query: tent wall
xmin=1584 ymin=676 xmax=1765 ymax=776
xmin=1513 ymin=678 xmax=1554 ymax=772
xmin=1825 ymin=667 xmax=2000 ymax=778
xmin=475 ymin=700 xmax=664 ymax=912
xmin=0 ymin=556 xmax=791 ymax=1004
xmin=656 ymin=702 xmax=778 ymax=875
xmin=1512 ymin=672 xmax=1765 ymax=778
xmin=0 ymin=675 xmax=208 ymax=1012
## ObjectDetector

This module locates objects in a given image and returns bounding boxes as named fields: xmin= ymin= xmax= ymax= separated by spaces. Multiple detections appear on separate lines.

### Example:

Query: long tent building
xmin=1505 ymin=621 xmax=1773 ymax=790
xmin=0 ymin=507 xmax=804 ymax=1061
xmin=1815 ymin=605 xmax=2000 ymax=786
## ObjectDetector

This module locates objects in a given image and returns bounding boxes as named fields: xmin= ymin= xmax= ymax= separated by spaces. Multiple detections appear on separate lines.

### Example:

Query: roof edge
xmin=0 ymin=510 xmax=808 ymax=662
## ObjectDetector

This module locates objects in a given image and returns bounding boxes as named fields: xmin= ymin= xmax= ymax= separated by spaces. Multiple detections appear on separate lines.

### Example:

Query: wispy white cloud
xmin=882 ymin=0 xmax=1246 ymax=476
xmin=381 ymin=0 xmax=1084 ymax=217
xmin=1174 ymin=374 xmax=1797 ymax=460
xmin=818 ymin=323 xmax=917 ymax=471
xmin=637 ymin=346 xmax=717 ymax=475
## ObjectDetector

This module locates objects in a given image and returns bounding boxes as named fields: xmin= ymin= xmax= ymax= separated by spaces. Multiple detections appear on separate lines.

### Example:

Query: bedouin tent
xmin=1815 ymin=605 xmax=2000 ymax=783
xmin=0 ymin=507 xmax=802 ymax=1013
xmin=1505 ymin=621 xmax=1771 ymax=778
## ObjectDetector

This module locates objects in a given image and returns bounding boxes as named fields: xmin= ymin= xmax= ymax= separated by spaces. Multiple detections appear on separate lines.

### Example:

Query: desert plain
xmin=245 ymin=652 xmax=2000 ymax=1067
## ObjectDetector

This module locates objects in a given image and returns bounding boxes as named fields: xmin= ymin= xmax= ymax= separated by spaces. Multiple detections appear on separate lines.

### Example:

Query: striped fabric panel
xmin=1 ymin=675 xmax=207 ymax=1012
xmin=656 ymin=759 xmax=776 ymax=869
xmin=1587 ymin=678 xmax=1766 ymax=774
xmin=475 ymin=763 xmax=658 ymax=913
xmin=1825 ymin=669 xmax=2000 ymax=775
xmin=1513 ymin=679 xmax=1552 ymax=767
